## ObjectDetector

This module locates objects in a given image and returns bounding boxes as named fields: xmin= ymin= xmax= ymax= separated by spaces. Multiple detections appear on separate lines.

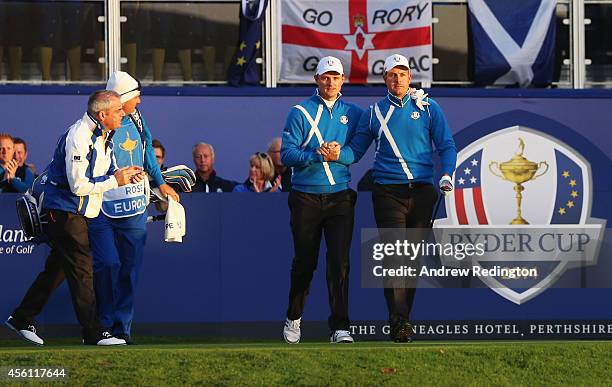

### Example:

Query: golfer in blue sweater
xmin=340 ymin=54 xmax=457 ymax=342
xmin=280 ymin=57 xmax=364 ymax=344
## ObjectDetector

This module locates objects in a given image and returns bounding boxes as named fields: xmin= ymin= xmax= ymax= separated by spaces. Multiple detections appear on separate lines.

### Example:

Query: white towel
xmin=165 ymin=196 xmax=185 ymax=243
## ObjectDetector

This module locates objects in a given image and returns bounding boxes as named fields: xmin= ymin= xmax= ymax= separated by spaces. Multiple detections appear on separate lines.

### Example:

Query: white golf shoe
xmin=330 ymin=330 xmax=354 ymax=343
xmin=96 ymin=331 xmax=126 ymax=346
xmin=5 ymin=316 xmax=44 ymax=346
xmin=83 ymin=331 xmax=126 ymax=346
xmin=283 ymin=318 xmax=301 ymax=344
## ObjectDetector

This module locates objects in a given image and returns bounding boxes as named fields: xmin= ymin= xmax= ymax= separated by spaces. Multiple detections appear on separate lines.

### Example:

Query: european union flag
xmin=227 ymin=0 xmax=268 ymax=86
xmin=550 ymin=150 xmax=583 ymax=224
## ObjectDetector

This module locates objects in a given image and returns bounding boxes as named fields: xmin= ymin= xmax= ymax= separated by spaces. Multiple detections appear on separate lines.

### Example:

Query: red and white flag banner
xmin=279 ymin=0 xmax=432 ymax=83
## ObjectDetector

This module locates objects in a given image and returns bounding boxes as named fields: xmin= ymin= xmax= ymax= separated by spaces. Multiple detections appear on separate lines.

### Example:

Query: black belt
xmin=375 ymin=182 xmax=432 ymax=189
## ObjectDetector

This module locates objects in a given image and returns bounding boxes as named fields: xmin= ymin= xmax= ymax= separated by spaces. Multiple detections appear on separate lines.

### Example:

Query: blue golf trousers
xmin=90 ymin=212 xmax=147 ymax=337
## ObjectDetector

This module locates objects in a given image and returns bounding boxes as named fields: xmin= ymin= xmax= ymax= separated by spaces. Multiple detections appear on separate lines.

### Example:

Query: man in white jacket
xmin=6 ymin=90 xmax=142 ymax=346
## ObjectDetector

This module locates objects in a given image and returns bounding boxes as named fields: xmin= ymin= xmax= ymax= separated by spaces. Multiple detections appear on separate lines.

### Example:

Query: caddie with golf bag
xmin=89 ymin=71 xmax=183 ymax=345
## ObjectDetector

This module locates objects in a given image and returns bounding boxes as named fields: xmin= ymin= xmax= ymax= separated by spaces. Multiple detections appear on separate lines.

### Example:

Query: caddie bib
xmin=101 ymin=120 xmax=147 ymax=218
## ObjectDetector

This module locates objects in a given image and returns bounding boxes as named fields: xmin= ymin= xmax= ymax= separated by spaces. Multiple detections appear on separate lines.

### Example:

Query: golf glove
xmin=439 ymin=175 xmax=453 ymax=195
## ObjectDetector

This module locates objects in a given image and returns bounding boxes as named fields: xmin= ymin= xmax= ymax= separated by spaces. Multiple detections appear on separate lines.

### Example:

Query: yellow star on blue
xmin=236 ymin=56 xmax=247 ymax=66
xmin=239 ymin=41 xmax=247 ymax=51
xmin=562 ymin=170 xmax=570 ymax=178
xmin=255 ymin=40 xmax=261 ymax=50
xmin=558 ymin=207 xmax=566 ymax=215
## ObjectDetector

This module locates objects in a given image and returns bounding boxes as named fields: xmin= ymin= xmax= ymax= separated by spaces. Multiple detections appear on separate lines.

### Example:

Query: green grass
xmin=0 ymin=339 xmax=610 ymax=386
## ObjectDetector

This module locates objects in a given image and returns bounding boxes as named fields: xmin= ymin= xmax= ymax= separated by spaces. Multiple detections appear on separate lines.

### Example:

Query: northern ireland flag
xmin=279 ymin=0 xmax=432 ymax=83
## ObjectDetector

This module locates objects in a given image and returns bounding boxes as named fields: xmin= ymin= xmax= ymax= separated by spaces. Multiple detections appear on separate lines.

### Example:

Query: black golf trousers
xmin=286 ymin=189 xmax=357 ymax=332
xmin=12 ymin=209 xmax=103 ymax=340
xmin=372 ymin=183 xmax=438 ymax=326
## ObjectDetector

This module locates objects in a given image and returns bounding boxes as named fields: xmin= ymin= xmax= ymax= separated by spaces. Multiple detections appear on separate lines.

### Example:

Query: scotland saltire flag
xmin=227 ymin=0 xmax=268 ymax=86
xmin=468 ymin=0 xmax=556 ymax=87
xmin=550 ymin=150 xmax=583 ymax=224
xmin=454 ymin=150 xmax=489 ymax=225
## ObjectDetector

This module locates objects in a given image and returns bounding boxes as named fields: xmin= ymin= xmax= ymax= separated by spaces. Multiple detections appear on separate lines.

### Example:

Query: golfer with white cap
xmin=90 ymin=71 xmax=179 ymax=344
xmin=337 ymin=54 xmax=457 ymax=342
xmin=281 ymin=56 xmax=363 ymax=344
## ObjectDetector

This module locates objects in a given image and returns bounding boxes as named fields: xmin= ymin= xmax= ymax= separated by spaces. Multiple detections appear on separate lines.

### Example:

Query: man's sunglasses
xmin=256 ymin=152 xmax=270 ymax=159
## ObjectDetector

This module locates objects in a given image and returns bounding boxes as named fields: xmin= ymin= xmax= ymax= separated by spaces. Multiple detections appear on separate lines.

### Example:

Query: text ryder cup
xmin=448 ymin=232 xmax=590 ymax=254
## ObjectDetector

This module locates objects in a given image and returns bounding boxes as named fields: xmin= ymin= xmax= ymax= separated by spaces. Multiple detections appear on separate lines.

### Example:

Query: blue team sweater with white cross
xmin=281 ymin=91 xmax=364 ymax=194
xmin=341 ymin=92 xmax=457 ymax=185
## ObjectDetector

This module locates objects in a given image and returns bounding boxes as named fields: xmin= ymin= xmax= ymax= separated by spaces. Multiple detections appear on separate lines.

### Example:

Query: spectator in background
xmin=152 ymin=139 xmax=166 ymax=171
xmin=0 ymin=1 xmax=28 ymax=80
xmin=36 ymin=2 xmax=92 ymax=81
xmin=191 ymin=143 xmax=237 ymax=192
xmin=0 ymin=133 xmax=33 ymax=193
xmin=233 ymin=152 xmax=281 ymax=193
xmin=151 ymin=138 xmax=168 ymax=213
xmin=267 ymin=137 xmax=291 ymax=192
xmin=13 ymin=137 xmax=36 ymax=175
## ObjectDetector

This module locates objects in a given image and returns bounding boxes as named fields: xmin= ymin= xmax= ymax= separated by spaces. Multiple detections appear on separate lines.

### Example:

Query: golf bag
xmin=15 ymin=170 xmax=49 ymax=244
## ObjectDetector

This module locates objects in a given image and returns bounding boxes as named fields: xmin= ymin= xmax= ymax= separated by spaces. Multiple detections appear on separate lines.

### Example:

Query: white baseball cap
xmin=315 ymin=56 xmax=344 ymax=76
xmin=106 ymin=71 xmax=141 ymax=103
xmin=383 ymin=54 xmax=410 ymax=73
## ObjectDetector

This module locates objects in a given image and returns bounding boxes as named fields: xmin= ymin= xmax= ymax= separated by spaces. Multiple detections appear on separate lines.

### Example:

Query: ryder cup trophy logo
xmin=120 ymin=132 xmax=139 ymax=166
xmin=489 ymin=138 xmax=548 ymax=224
xmin=435 ymin=126 xmax=606 ymax=304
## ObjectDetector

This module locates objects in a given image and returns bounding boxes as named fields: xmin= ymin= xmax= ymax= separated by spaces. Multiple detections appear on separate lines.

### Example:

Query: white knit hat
xmin=106 ymin=71 xmax=141 ymax=103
